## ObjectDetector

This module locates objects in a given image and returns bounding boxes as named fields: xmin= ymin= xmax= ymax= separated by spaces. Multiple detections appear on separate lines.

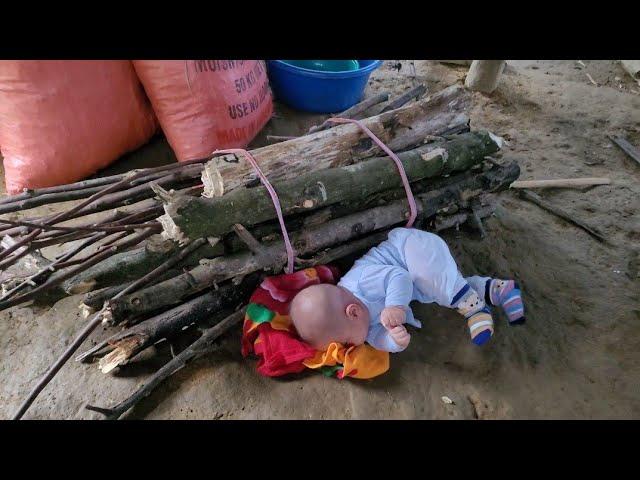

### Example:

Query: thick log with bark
xmin=161 ymin=131 xmax=500 ymax=242
xmin=203 ymin=84 xmax=471 ymax=196
xmin=105 ymin=162 xmax=520 ymax=323
xmin=58 ymin=235 xmax=224 ymax=297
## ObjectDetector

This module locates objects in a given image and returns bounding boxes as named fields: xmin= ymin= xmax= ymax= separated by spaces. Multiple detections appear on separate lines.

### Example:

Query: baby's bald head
xmin=289 ymin=284 xmax=369 ymax=350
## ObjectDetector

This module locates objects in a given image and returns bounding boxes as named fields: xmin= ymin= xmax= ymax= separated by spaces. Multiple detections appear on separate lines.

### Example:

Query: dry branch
xmin=85 ymin=308 xmax=246 ymax=420
xmin=518 ymin=189 xmax=607 ymax=243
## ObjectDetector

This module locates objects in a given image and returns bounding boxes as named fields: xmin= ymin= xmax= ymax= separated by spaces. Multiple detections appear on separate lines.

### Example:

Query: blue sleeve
xmin=384 ymin=267 xmax=413 ymax=308
xmin=367 ymin=324 xmax=406 ymax=353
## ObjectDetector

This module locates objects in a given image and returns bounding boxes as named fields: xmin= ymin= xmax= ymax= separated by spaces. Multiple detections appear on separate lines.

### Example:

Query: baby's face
xmin=290 ymin=284 xmax=370 ymax=350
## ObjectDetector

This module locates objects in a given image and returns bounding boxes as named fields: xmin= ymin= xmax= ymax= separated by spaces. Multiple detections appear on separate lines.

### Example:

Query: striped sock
xmin=452 ymin=284 xmax=494 ymax=346
xmin=486 ymin=279 xmax=525 ymax=325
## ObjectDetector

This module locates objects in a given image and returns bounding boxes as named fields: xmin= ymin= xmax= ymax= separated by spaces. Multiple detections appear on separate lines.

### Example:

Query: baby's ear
xmin=345 ymin=303 xmax=358 ymax=318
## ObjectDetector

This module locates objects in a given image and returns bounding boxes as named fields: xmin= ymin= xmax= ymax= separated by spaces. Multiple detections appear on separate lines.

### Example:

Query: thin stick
xmin=380 ymin=84 xmax=427 ymax=113
xmin=0 ymin=233 xmax=107 ymax=302
xmin=0 ymin=174 xmax=125 ymax=205
xmin=232 ymin=223 xmax=271 ymax=259
xmin=585 ymin=72 xmax=598 ymax=86
xmin=52 ymin=232 xmax=147 ymax=269
xmin=510 ymin=178 xmax=611 ymax=189
xmin=11 ymin=236 xmax=208 ymax=420
xmin=0 ymin=229 xmax=158 ymax=311
xmin=518 ymin=190 xmax=607 ymax=243
xmin=265 ymin=135 xmax=297 ymax=144
xmin=307 ymin=92 xmax=391 ymax=134
xmin=0 ymin=218 xmax=162 ymax=235
xmin=0 ymin=168 xmax=198 ymax=269
xmin=0 ymin=161 xmax=206 ymax=215
xmin=609 ymin=135 xmax=640 ymax=167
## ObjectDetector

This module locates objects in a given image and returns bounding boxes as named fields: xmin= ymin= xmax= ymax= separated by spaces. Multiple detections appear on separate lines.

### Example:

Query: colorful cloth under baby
xmin=241 ymin=266 xmax=390 ymax=379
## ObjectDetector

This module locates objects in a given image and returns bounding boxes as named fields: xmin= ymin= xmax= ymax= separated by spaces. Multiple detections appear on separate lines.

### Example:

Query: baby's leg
xmin=466 ymin=276 xmax=525 ymax=325
xmin=403 ymin=230 xmax=493 ymax=346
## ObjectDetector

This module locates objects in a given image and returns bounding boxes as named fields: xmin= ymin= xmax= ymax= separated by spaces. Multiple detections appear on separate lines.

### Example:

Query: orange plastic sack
xmin=0 ymin=61 xmax=158 ymax=194
xmin=133 ymin=60 xmax=273 ymax=161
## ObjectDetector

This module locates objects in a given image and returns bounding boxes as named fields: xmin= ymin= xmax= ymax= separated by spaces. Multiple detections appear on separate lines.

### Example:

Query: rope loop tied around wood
xmin=212 ymin=148 xmax=296 ymax=274
xmin=326 ymin=117 xmax=418 ymax=228
xmin=213 ymin=123 xmax=416 ymax=274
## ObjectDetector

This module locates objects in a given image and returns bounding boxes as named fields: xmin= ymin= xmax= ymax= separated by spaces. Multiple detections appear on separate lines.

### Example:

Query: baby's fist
xmin=389 ymin=325 xmax=411 ymax=349
xmin=381 ymin=306 xmax=406 ymax=330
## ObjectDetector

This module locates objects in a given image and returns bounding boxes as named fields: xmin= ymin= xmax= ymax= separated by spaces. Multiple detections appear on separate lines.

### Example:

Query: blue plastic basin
xmin=266 ymin=60 xmax=383 ymax=113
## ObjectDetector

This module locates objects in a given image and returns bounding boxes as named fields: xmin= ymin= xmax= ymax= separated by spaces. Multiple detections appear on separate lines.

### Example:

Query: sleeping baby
xmin=290 ymin=228 xmax=525 ymax=352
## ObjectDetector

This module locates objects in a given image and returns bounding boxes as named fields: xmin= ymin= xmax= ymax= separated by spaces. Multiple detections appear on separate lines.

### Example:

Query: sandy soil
xmin=0 ymin=60 xmax=639 ymax=419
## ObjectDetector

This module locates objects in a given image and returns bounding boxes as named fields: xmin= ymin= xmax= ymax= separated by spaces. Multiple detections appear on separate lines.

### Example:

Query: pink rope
xmin=327 ymin=117 xmax=418 ymax=228
xmin=213 ymin=149 xmax=296 ymax=274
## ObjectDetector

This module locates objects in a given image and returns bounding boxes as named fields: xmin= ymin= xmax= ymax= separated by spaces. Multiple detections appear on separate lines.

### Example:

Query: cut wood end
xmin=488 ymin=132 xmax=505 ymax=149
xmin=67 ymin=279 xmax=97 ymax=295
xmin=201 ymin=161 xmax=225 ymax=198
xmin=101 ymin=307 xmax=114 ymax=326
xmin=79 ymin=303 xmax=95 ymax=318
xmin=157 ymin=213 xmax=190 ymax=246
xmin=98 ymin=336 xmax=143 ymax=374
xmin=145 ymin=234 xmax=176 ymax=254
xmin=420 ymin=147 xmax=448 ymax=163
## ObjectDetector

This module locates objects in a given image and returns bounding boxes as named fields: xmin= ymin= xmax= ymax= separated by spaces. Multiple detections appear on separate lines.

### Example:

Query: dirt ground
xmin=1 ymin=60 xmax=639 ymax=420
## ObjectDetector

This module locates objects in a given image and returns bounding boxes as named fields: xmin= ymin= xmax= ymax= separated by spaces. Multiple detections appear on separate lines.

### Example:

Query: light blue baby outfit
xmin=338 ymin=228 xmax=489 ymax=352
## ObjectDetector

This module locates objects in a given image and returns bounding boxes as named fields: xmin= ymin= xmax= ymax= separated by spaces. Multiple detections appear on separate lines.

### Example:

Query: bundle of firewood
xmin=1 ymin=84 xmax=520 ymax=420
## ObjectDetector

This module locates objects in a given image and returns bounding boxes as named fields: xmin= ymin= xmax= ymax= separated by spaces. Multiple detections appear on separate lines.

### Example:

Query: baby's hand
xmin=389 ymin=325 xmax=411 ymax=349
xmin=381 ymin=306 xmax=406 ymax=330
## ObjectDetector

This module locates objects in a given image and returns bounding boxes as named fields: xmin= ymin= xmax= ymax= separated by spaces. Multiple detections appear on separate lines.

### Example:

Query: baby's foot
xmin=453 ymin=285 xmax=494 ymax=346
xmin=488 ymin=279 xmax=525 ymax=325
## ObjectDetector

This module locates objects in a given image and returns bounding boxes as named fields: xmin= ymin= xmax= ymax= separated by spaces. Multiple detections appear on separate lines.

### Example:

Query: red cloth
xmin=241 ymin=266 xmax=339 ymax=373
xmin=252 ymin=324 xmax=316 ymax=377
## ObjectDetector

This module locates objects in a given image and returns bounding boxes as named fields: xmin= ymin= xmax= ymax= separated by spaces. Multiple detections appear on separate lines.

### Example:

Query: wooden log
xmin=106 ymin=162 xmax=520 ymax=322
xmin=510 ymin=178 xmax=611 ymax=189
xmin=57 ymin=235 xmax=223 ymax=298
xmin=79 ymin=269 xmax=185 ymax=315
xmin=465 ymin=61 xmax=506 ymax=94
xmin=207 ymin=84 xmax=471 ymax=195
xmin=164 ymin=131 xmax=500 ymax=242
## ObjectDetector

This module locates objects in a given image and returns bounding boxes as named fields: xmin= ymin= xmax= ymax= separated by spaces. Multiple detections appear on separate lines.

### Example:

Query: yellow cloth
xmin=303 ymin=342 xmax=389 ymax=379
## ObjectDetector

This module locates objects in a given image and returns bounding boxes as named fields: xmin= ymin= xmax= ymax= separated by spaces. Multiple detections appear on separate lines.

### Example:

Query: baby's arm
xmin=367 ymin=323 xmax=411 ymax=352
xmin=380 ymin=267 xmax=413 ymax=330
xmin=369 ymin=267 xmax=414 ymax=352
